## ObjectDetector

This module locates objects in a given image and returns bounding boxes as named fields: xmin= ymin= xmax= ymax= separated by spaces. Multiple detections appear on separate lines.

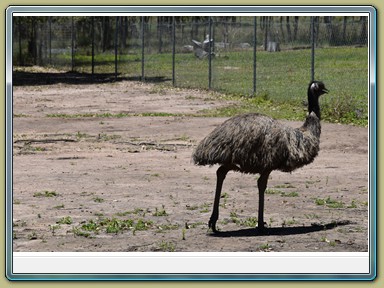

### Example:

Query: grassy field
xmin=51 ymin=46 xmax=369 ymax=126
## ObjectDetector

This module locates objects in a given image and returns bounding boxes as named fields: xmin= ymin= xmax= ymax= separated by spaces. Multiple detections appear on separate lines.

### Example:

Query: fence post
xmin=91 ymin=16 xmax=95 ymax=76
xmin=114 ymin=16 xmax=119 ymax=81
xmin=71 ymin=17 xmax=75 ymax=72
xmin=208 ymin=16 xmax=212 ymax=90
xmin=18 ymin=17 xmax=22 ymax=65
xmin=172 ymin=16 xmax=176 ymax=86
xmin=311 ymin=16 xmax=315 ymax=82
xmin=141 ymin=16 xmax=145 ymax=82
xmin=48 ymin=17 xmax=52 ymax=65
xmin=253 ymin=16 xmax=257 ymax=96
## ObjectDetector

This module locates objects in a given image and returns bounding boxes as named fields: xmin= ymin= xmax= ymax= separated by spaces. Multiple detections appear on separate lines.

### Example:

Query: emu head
xmin=309 ymin=81 xmax=329 ymax=97
xmin=307 ymin=81 xmax=328 ymax=120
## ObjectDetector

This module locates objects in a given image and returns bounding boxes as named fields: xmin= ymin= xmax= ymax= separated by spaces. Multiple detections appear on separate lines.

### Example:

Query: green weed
xmin=153 ymin=206 xmax=168 ymax=217
xmin=33 ymin=190 xmax=58 ymax=197
xmin=315 ymin=197 xmax=344 ymax=208
xmin=158 ymin=241 xmax=176 ymax=252
xmin=56 ymin=216 xmax=73 ymax=225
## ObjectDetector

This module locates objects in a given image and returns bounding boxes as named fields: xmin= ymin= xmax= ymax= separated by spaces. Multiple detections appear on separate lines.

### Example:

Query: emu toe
xmin=208 ymin=219 xmax=218 ymax=233
xmin=256 ymin=222 xmax=269 ymax=234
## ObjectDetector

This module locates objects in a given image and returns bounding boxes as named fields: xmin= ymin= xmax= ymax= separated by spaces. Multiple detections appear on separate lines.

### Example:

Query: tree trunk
xmin=359 ymin=16 xmax=367 ymax=44
xmin=102 ymin=17 xmax=111 ymax=52
xmin=286 ymin=16 xmax=292 ymax=42
xmin=324 ymin=16 xmax=335 ymax=46
xmin=293 ymin=16 xmax=299 ymax=41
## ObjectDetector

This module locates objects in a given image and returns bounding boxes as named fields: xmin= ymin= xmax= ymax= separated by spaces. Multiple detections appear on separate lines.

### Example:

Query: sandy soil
xmin=12 ymin=79 xmax=369 ymax=252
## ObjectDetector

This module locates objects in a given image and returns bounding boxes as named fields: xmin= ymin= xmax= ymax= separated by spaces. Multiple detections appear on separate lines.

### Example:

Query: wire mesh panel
xmin=13 ymin=15 xmax=368 ymax=107
xmin=141 ymin=17 xmax=174 ymax=81
xmin=210 ymin=17 xmax=255 ymax=96
xmin=174 ymin=17 xmax=211 ymax=90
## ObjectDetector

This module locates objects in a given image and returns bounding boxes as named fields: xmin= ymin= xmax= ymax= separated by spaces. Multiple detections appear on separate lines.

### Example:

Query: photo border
xmin=5 ymin=4 xmax=377 ymax=281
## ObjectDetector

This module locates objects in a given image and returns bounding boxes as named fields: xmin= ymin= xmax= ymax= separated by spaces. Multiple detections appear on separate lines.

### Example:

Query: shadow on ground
xmin=209 ymin=220 xmax=354 ymax=237
xmin=13 ymin=71 xmax=170 ymax=86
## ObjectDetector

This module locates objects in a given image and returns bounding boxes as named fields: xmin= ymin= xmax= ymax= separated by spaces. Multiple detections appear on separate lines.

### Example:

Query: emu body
xmin=192 ymin=81 xmax=328 ymax=233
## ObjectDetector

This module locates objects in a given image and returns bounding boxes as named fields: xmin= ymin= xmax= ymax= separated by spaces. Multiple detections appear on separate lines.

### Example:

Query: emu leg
xmin=257 ymin=171 xmax=270 ymax=232
xmin=208 ymin=165 xmax=230 ymax=233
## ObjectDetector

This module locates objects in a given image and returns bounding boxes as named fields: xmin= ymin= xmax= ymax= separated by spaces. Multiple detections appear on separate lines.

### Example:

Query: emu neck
xmin=308 ymin=91 xmax=321 ymax=120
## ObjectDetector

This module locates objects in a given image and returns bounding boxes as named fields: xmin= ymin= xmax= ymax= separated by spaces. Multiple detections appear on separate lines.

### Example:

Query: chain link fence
xmin=13 ymin=16 xmax=368 ymax=103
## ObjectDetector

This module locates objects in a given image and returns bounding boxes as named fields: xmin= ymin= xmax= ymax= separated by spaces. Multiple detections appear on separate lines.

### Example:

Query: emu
xmin=192 ymin=81 xmax=329 ymax=233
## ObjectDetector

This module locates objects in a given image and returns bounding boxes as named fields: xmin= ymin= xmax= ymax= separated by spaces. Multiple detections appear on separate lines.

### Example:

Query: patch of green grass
xmin=72 ymin=227 xmax=92 ymax=238
xmin=97 ymin=133 xmax=121 ymax=141
xmin=315 ymin=197 xmax=344 ymax=208
xmin=76 ymin=217 xmax=137 ymax=235
xmin=133 ymin=219 xmax=153 ymax=231
xmin=33 ymin=190 xmax=58 ymax=197
xmin=156 ymin=223 xmax=179 ymax=232
xmin=46 ymin=112 xmax=183 ymax=119
xmin=116 ymin=208 xmax=147 ymax=217
xmin=93 ymin=197 xmax=104 ymax=203
xmin=259 ymin=243 xmax=272 ymax=251
xmin=229 ymin=211 xmax=241 ymax=224
xmin=158 ymin=241 xmax=176 ymax=252
xmin=80 ymin=220 xmax=100 ymax=232
xmin=282 ymin=217 xmax=297 ymax=226
xmin=153 ymin=206 xmax=168 ymax=217
xmin=265 ymin=188 xmax=281 ymax=195
xmin=76 ymin=131 xmax=89 ymax=139
xmin=220 ymin=192 xmax=230 ymax=208
xmin=185 ymin=222 xmax=205 ymax=229
xmin=13 ymin=113 xmax=30 ymax=118
xmin=102 ymin=218 xmax=134 ymax=234
xmin=228 ymin=211 xmax=258 ymax=227
xmin=199 ymin=203 xmax=210 ymax=213
xmin=266 ymin=188 xmax=299 ymax=197
xmin=56 ymin=216 xmax=73 ymax=225
xmin=240 ymin=217 xmax=258 ymax=228
xmin=49 ymin=224 xmax=61 ymax=235
xmin=304 ymin=213 xmax=319 ymax=220
xmin=280 ymin=191 xmax=299 ymax=197
xmin=27 ymin=232 xmax=38 ymax=240
xmin=347 ymin=200 xmax=358 ymax=208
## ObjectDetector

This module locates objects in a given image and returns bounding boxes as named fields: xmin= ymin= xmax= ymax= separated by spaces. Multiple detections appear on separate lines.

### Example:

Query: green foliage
xmin=134 ymin=219 xmax=153 ymax=231
xmin=152 ymin=206 xmax=168 ymax=217
xmin=33 ymin=190 xmax=58 ymax=197
xmin=280 ymin=191 xmax=299 ymax=197
xmin=56 ymin=216 xmax=73 ymax=225
xmin=158 ymin=241 xmax=176 ymax=252
xmin=315 ymin=197 xmax=344 ymax=208
xmin=103 ymin=218 xmax=134 ymax=234
xmin=93 ymin=197 xmax=104 ymax=203
xmin=229 ymin=211 xmax=258 ymax=228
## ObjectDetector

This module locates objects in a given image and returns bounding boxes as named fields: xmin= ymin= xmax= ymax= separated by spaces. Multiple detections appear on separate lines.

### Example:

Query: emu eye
xmin=310 ymin=82 xmax=319 ymax=91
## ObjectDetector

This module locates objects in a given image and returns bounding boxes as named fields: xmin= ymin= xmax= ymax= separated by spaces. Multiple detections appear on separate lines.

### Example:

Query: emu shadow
xmin=209 ymin=220 xmax=354 ymax=238
xmin=13 ymin=71 xmax=170 ymax=86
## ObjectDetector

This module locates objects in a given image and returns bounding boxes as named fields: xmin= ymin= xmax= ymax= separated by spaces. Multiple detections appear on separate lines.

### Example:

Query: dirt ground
xmin=12 ymin=77 xmax=369 ymax=252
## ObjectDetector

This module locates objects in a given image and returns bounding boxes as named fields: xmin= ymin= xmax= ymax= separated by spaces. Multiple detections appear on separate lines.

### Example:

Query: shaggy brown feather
xmin=193 ymin=112 xmax=321 ymax=174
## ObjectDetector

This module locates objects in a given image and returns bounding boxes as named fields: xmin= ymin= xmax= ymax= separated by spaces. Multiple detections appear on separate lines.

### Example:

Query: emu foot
xmin=257 ymin=222 xmax=268 ymax=234
xmin=208 ymin=218 xmax=218 ymax=233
